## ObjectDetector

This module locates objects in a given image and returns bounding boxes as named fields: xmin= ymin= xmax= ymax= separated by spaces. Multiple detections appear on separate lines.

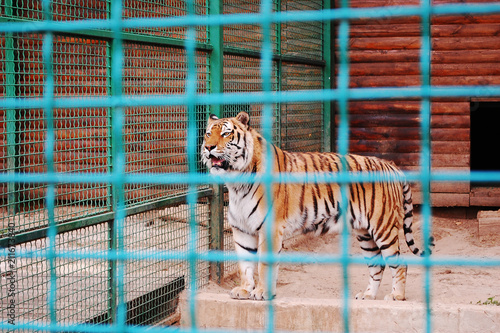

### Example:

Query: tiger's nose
xmin=205 ymin=145 xmax=216 ymax=152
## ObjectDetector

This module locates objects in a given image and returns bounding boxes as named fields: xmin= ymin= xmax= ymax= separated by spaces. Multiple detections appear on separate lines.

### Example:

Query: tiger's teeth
xmin=211 ymin=157 xmax=225 ymax=166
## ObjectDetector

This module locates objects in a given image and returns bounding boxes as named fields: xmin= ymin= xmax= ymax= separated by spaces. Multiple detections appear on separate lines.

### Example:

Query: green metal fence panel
xmin=223 ymin=0 xmax=278 ymax=53
xmin=122 ymin=0 xmax=208 ymax=42
xmin=1 ymin=0 xmax=500 ymax=332
xmin=280 ymin=62 xmax=324 ymax=152
xmin=2 ymin=33 xmax=112 ymax=232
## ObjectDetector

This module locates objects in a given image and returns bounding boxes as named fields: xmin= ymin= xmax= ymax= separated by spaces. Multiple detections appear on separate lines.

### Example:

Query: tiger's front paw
xmin=355 ymin=291 xmax=376 ymax=300
xmin=230 ymin=286 xmax=252 ymax=300
xmin=250 ymin=287 xmax=274 ymax=301
xmin=384 ymin=293 xmax=405 ymax=301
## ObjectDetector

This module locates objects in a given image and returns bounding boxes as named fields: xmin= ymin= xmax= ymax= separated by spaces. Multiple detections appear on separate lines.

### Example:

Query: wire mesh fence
xmin=1 ymin=0 xmax=500 ymax=332
xmin=0 ymin=0 xmax=327 ymax=331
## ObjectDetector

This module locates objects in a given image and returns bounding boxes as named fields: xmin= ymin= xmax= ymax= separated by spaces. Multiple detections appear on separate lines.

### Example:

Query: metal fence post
xmin=5 ymin=31 xmax=18 ymax=215
xmin=207 ymin=0 xmax=225 ymax=284
xmin=275 ymin=0 xmax=282 ymax=149
xmin=209 ymin=184 xmax=224 ymax=283
xmin=420 ymin=1 xmax=433 ymax=332
xmin=323 ymin=0 xmax=333 ymax=153
xmin=107 ymin=1 xmax=119 ymax=323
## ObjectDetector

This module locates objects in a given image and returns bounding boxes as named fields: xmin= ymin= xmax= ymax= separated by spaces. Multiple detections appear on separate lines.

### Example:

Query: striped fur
xmin=201 ymin=112 xmax=433 ymax=301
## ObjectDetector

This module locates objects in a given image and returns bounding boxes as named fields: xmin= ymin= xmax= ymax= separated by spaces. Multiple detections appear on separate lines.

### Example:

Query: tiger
xmin=201 ymin=111 xmax=433 ymax=301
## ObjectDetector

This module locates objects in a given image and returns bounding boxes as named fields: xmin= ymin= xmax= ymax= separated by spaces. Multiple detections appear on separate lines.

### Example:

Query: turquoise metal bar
xmin=40 ymin=0 xmax=58 ymax=327
xmin=260 ymin=0 xmax=276 ymax=329
xmin=2 ymin=169 xmax=500 ymax=187
xmin=419 ymin=0 xmax=433 ymax=332
xmin=336 ymin=0 xmax=352 ymax=329
xmin=109 ymin=0 xmax=127 ymax=330
xmin=4 ymin=246 xmax=500 ymax=269
xmin=2 ymin=83 xmax=500 ymax=110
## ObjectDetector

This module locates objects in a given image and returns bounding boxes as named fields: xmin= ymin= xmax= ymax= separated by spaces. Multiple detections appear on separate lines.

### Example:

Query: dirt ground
xmin=202 ymin=210 xmax=500 ymax=306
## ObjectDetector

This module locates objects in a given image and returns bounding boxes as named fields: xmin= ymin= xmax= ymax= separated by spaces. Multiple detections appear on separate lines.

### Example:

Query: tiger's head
xmin=201 ymin=111 xmax=255 ymax=175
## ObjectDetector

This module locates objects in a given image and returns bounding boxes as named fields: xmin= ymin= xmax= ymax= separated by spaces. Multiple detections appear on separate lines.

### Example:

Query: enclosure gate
xmin=1 ymin=0 xmax=500 ymax=332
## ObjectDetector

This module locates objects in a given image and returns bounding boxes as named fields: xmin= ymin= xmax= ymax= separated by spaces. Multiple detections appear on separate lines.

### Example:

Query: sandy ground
xmin=203 ymin=211 xmax=500 ymax=306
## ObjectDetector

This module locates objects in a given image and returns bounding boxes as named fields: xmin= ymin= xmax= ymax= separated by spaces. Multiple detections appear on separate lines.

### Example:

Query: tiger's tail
xmin=402 ymin=181 xmax=435 ymax=256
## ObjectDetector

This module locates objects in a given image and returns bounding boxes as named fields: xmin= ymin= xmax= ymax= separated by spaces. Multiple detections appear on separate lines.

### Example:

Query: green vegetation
xmin=475 ymin=296 xmax=500 ymax=306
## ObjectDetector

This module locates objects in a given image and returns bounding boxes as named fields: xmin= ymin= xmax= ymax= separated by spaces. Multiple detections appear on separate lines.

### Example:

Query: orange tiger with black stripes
xmin=201 ymin=112 xmax=433 ymax=301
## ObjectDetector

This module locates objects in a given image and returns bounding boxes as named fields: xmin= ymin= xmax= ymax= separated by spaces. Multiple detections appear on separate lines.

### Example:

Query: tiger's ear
xmin=208 ymin=114 xmax=219 ymax=124
xmin=236 ymin=112 xmax=250 ymax=127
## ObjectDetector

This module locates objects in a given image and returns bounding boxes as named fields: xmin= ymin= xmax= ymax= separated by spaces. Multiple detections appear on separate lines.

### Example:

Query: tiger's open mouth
xmin=211 ymin=156 xmax=230 ymax=170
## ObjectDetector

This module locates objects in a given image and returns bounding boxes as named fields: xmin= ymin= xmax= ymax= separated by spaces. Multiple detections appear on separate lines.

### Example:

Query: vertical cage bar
xmin=105 ymin=0 xmax=118 ymax=325
xmin=420 ymin=0 xmax=433 ymax=332
xmin=260 ymin=0 xmax=276 ymax=332
xmin=41 ymin=0 xmax=57 ymax=326
xmin=105 ymin=1 xmax=113 ymax=212
xmin=208 ymin=184 xmax=224 ymax=283
xmin=109 ymin=0 xmax=126 ymax=329
xmin=274 ymin=0 xmax=282 ymax=148
xmin=185 ymin=0 xmax=199 ymax=329
xmin=337 ymin=0 xmax=351 ymax=331
xmin=4 ymin=0 xmax=13 ymax=17
xmin=208 ymin=0 xmax=225 ymax=284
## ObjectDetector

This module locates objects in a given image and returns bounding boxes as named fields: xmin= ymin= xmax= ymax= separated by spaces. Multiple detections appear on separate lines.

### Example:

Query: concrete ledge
xmin=180 ymin=292 xmax=500 ymax=332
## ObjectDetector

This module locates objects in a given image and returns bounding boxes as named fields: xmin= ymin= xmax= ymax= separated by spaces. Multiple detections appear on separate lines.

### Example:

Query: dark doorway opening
xmin=471 ymin=102 xmax=500 ymax=186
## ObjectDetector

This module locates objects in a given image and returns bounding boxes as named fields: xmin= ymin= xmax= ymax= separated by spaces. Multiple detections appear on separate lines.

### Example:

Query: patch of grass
xmin=475 ymin=296 xmax=500 ymax=306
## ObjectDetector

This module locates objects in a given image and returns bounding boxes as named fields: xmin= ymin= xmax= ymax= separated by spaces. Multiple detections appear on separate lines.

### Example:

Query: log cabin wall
xmin=335 ymin=0 xmax=500 ymax=207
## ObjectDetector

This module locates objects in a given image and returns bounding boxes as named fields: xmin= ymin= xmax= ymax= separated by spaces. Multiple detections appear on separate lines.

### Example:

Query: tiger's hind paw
xmin=230 ymin=286 xmax=252 ymax=300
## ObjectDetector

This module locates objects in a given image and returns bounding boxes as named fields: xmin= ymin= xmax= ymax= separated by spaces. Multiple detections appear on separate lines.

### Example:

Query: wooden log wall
xmin=335 ymin=0 xmax=500 ymax=206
